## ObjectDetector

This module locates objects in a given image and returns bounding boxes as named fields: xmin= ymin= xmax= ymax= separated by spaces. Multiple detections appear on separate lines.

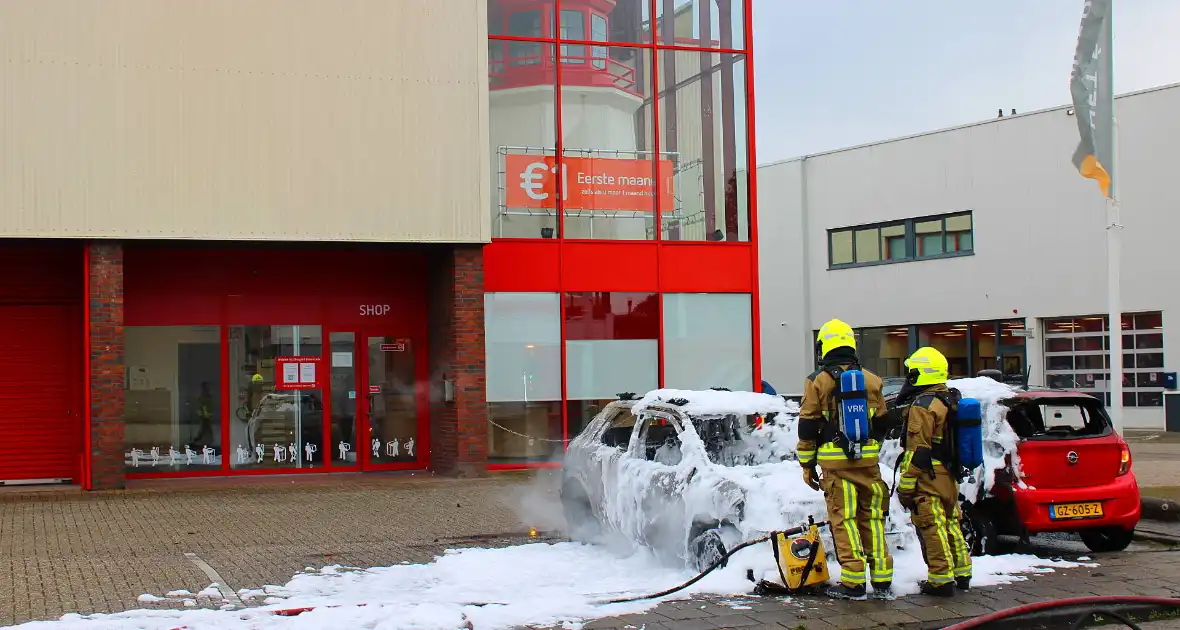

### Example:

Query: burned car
xmin=560 ymin=389 xmax=853 ymax=571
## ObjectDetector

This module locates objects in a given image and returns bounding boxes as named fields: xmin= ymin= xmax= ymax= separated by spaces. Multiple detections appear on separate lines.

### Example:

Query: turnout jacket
xmin=897 ymin=384 xmax=952 ymax=494
xmin=797 ymin=364 xmax=888 ymax=471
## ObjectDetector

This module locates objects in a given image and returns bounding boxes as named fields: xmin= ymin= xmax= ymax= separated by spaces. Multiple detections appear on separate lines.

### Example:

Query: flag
xmin=1070 ymin=0 xmax=1114 ymax=198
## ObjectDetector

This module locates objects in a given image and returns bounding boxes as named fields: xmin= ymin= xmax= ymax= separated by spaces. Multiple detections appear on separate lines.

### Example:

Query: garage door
xmin=0 ymin=243 xmax=82 ymax=484
xmin=0 ymin=305 xmax=81 ymax=482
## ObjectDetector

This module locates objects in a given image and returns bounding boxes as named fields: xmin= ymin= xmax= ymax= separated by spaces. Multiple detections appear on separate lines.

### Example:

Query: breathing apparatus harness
xmin=889 ymin=377 xmax=982 ymax=507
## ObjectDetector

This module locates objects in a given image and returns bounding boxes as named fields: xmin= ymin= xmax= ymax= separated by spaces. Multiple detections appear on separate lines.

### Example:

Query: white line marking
xmin=184 ymin=552 xmax=246 ymax=608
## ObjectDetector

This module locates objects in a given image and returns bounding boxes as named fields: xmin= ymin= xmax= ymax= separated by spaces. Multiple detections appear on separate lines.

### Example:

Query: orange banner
xmin=504 ymin=154 xmax=675 ymax=214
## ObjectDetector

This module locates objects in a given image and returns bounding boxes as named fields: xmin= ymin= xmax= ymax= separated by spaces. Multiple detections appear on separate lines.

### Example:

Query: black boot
xmin=871 ymin=581 xmax=894 ymax=600
xmin=955 ymin=576 xmax=971 ymax=591
xmin=919 ymin=581 xmax=955 ymax=597
xmin=825 ymin=583 xmax=867 ymax=601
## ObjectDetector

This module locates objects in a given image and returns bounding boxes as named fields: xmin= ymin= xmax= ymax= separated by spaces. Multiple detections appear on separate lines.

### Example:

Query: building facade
xmin=0 ymin=0 xmax=760 ymax=488
xmin=758 ymin=83 xmax=1180 ymax=429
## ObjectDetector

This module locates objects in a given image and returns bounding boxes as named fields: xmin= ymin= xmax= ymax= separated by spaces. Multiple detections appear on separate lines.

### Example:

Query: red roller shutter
xmin=0 ymin=243 xmax=82 ymax=484
xmin=0 ymin=305 xmax=81 ymax=482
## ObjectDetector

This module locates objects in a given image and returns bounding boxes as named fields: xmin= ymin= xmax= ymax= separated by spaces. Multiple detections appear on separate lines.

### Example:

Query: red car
xmin=888 ymin=385 xmax=1140 ymax=554
xmin=972 ymin=388 xmax=1139 ymax=553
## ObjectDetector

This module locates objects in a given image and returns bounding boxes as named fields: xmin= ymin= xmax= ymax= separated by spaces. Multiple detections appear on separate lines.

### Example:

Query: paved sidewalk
xmin=578 ymin=548 xmax=1180 ymax=629
xmin=1 ymin=471 xmax=1177 ymax=629
xmin=0 ymin=472 xmax=554 ymax=625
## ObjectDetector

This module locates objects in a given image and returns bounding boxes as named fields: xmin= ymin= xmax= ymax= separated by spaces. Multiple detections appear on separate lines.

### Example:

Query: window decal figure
xmin=371 ymin=438 xmax=381 ymax=460
xmin=288 ymin=443 xmax=298 ymax=463
xmin=130 ymin=448 xmax=144 ymax=468
xmin=169 ymin=446 xmax=181 ymax=466
xmin=273 ymin=444 xmax=286 ymax=463
xmin=202 ymin=445 xmax=216 ymax=465
xmin=255 ymin=444 xmax=266 ymax=463
xmin=386 ymin=439 xmax=399 ymax=458
xmin=405 ymin=437 xmax=415 ymax=458
xmin=304 ymin=442 xmax=317 ymax=462
xmin=236 ymin=445 xmax=250 ymax=464
xmin=150 ymin=446 xmax=161 ymax=466
xmin=338 ymin=441 xmax=351 ymax=461
xmin=185 ymin=446 xmax=196 ymax=465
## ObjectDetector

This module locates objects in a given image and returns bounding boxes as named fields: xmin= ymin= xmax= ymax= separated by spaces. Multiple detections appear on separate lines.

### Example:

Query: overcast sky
xmin=751 ymin=0 xmax=1180 ymax=164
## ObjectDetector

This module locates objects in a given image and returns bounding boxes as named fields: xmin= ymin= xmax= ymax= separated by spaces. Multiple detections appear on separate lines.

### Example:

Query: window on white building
xmin=828 ymin=211 xmax=972 ymax=268
xmin=1043 ymin=312 xmax=1166 ymax=407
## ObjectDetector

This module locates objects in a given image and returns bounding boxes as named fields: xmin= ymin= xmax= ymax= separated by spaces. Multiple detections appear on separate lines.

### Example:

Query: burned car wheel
xmin=1080 ymin=527 xmax=1135 ymax=553
xmin=560 ymin=479 xmax=600 ymax=541
xmin=689 ymin=528 xmax=728 ymax=573
xmin=960 ymin=501 xmax=999 ymax=557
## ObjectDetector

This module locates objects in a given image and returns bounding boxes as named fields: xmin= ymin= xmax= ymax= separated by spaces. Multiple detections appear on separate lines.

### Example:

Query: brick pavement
xmin=1 ymin=470 xmax=1178 ymax=629
xmin=0 ymin=472 xmax=552 ymax=625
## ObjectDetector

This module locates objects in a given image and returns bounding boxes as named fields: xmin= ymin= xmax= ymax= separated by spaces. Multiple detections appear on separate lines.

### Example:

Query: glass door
xmin=363 ymin=336 xmax=421 ymax=469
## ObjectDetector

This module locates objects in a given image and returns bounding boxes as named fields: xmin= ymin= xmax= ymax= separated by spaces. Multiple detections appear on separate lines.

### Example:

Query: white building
xmin=758 ymin=82 xmax=1180 ymax=429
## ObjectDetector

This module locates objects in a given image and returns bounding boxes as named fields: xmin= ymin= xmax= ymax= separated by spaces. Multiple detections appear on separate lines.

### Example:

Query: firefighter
xmin=896 ymin=347 xmax=973 ymax=597
xmin=798 ymin=319 xmax=893 ymax=600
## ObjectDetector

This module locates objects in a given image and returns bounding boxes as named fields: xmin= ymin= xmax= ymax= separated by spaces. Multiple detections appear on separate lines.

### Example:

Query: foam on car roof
xmin=632 ymin=388 xmax=797 ymax=417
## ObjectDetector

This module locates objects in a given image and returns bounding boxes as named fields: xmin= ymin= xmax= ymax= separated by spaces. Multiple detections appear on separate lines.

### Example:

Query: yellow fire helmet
xmin=905 ymin=347 xmax=950 ymax=386
xmin=251 ymin=373 xmax=264 ymax=383
xmin=815 ymin=318 xmax=856 ymax=358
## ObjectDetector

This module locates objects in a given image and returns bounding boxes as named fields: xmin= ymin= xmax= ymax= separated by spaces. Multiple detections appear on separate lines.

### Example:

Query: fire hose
xmin=596 ymin=520 xmax=830 ymax=605
xmin=941 ymin=596 xmax=1180 ymax=630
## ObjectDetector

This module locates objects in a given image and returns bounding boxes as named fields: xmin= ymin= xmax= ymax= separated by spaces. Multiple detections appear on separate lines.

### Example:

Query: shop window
xmin=1042 ymin=312 xmax=1166 ymax=407
xmin=486 ymin=293 xmax=563 ymax=463
xmin=854 ymin=326 xmax=909 ymax=378
xmin=490 ymin=42 xmax=559 ymax=239
xmin=228 ymin=325 xmax=325 ymax=470
xmin=654 ymin=0 xmax=746 ymax=50
xmin=917 ymin=323 xmax=969 ymax=380
xmin=565 ymin=292 xmax=658 ymax=436
xmin=663 ymin=293 xmax=752 ymax=391
xmin=657 ymin=53 xmax=749 ymax=242
xmin=124 ymin=326 xmax=222 ymax=474
xmin=561 ymin=46 xmax=657 ymax=240
xmin=329 ymin=332 xmax=357 ymax=466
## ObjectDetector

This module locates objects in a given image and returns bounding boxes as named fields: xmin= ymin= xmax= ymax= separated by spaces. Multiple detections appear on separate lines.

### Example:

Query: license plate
xmin=1050 ymin=502 xmax=1104 ymax=520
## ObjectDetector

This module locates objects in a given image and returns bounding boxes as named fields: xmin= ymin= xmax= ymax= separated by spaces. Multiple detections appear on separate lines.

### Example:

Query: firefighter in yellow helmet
xmin=798 ymin=319 xmax=893 ymax=600
xmin=896 ymin=347 xmax=973 ymax=597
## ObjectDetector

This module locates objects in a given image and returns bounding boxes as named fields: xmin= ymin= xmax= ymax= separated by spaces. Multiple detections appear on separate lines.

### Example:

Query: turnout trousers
xmin=909 ymin=469 xmax=972 ymax=584
xmin=820 ymin=467 xmax=894 ymax=588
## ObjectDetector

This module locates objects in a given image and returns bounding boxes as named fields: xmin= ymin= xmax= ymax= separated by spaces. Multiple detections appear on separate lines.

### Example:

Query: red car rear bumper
xmin=1013 ymin=472 xmax=1141 ymax=534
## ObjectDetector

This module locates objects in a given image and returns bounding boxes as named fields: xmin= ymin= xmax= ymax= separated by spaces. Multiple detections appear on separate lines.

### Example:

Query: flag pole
xmin=1104 ymin=0 xmax=1124 ymax=434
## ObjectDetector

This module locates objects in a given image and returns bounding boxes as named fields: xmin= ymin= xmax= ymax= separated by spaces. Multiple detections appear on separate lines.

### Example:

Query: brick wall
xmin=427 ymin=245 xmax=488 ymax=476
xmin=88 ymin=242 xmax=125 ymax=490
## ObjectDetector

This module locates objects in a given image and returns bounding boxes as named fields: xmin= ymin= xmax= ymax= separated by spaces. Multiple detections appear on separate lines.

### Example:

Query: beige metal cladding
xmin=0 ymin=0 xmax=491 ymax=243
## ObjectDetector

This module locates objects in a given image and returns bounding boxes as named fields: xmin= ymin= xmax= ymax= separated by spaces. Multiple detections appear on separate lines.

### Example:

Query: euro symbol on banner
xmin=519 ymin=162 xmax=550 ymax=201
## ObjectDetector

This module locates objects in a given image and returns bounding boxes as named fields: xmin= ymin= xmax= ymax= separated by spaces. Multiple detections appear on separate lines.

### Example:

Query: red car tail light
xmin=1118 ymin=442 xmax=1132 ymax=476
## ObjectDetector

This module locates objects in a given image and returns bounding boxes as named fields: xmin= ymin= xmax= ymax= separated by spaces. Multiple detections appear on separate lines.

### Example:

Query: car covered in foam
xmin=559 ymin=388 xmax=916 ymax=571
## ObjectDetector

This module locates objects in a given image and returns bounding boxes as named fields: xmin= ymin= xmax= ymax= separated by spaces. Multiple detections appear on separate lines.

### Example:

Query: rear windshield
xmin=1004 ymin=398 xmax=1112 ymax=439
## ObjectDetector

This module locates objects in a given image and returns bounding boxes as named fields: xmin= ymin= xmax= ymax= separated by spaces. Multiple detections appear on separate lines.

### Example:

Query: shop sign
xmin=504 ymin=154 xmax=675 ymax=214
xmin=369 ymin=385 xmax=382 ymax=394
xmin=275 ymin=355 xmax=321 ymax=390
xmin=380 ymin=341 xmax=407 ymax=352
xmin=359 ymin=304 xmax=391 ymax=316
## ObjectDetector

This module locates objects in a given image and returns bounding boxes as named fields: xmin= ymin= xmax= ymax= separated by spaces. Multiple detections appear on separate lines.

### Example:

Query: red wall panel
xmin=561 ymin=242 xmax=658 ymax=292
xmin=125 ymin=244 xmax=428 ymax=330
xmin=658 ymin=244 xmax=753 ymax=293
xmin=484 ymin=241 xmax=560 ymax=292
xmin=0 ymin=241 xmax=83 ymax=303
